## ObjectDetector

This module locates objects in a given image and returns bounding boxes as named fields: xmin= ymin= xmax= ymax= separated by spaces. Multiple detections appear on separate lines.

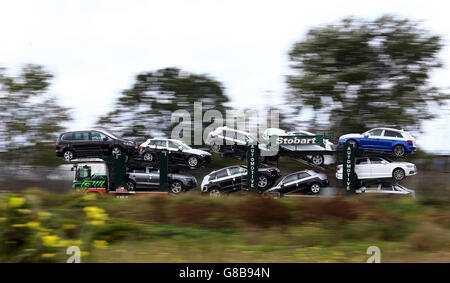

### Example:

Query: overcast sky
xmin=0 ymin=0 xmax=449 ymax=152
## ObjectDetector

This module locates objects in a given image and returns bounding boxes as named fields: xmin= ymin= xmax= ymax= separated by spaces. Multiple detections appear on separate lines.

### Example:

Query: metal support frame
xmin=246 ymin=143 xmax=260 ymax=192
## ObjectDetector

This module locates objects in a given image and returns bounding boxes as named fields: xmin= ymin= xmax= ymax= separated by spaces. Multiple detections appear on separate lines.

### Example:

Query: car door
xmin=228 ymin=166 xmax=244 ymax=189
xmin=71 ymin=132 xmax=91 ymax=156
xmin=167 ymin=141 xmax=185 ymax=163
xmin=369 ymin=157 xmax=392 ymax=178
xmin=355 ymin=158 xmax=371 ymax=179
xmin=215 ymin=169 xmax=234 ymax=191
xmin=132 ymin=169 xmax=148 ymax=189
xmin=147 ymin=169 xmax=160 ymax=189
xmin=279 ymin=173 xmax=299 ymax=194
xmin=295 ymin=172 xmax=311 ymax=191
xmin=361 ymin=129 xmax=384 ymax=149
xmin=91 ymin=131 xmax=109 ymax=154
xmin=380 ymin=130 xmax=402 ymax=151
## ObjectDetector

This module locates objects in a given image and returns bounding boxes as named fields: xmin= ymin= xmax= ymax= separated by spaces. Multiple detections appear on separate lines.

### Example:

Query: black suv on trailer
xmin=201 ymin=165 xmax=281 ymax=196
xmin=56 ymin=130 xmax=136 ymax=161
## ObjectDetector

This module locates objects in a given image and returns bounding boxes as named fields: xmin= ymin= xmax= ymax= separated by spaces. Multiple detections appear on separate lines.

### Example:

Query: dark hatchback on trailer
xmin=201 ymin=165 xmax=281 ymax=196
xmin=56 ymin=130 xmax=137 ymax=161
xmin=265 ymin=170 xmax=329 ymax=196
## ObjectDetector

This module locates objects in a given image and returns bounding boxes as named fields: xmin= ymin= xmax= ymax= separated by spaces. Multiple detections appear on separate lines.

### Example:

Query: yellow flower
xmin=41 ymin=253 xmax=56 ymax=258
xmin=12 ymin=223 xmax=26 ymax=228
xmin=26 ymin=222 xmax=40 ymax=229
xmin=93 ymin=240 xmax=108 ymax=250
xmin=38 ymin=211 xmax=51 ymax=220
xmin=88 ymin=220 xmax=105 ymax=226
xmin=17 ymin=209 xmax=32 ymax=214
xmin=81 ymin=251 xmax=90 ymax=257
xmin=24 ymin=248 xmax=36 ymax=252
xmin=0 ymin=217 xmax=6 ymax=222
xmin=8 ymin=196 xmax=25 ymax=208
xmin=84 ymin=206 xmax=109 ymax=221
xmin=42 ymin=235 xmax=60 ymax=247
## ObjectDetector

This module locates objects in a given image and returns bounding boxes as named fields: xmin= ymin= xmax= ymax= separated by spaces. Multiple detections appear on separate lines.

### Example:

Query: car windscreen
xmin=101 ymin=131 xmax=120 ymax=140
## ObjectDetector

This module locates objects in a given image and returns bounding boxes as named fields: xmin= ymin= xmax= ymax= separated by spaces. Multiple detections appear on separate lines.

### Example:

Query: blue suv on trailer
xmin=338 ymin=128 xmax=416 ymax=157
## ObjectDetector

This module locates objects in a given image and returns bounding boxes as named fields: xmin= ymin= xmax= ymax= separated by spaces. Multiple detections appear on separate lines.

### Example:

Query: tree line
xmin=0 ymin=15 xmax=447 ymax=166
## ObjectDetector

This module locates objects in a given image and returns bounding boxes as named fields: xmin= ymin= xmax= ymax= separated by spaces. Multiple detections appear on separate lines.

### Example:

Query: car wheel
xmin=170 ymin=181 xmax=183 ymax=194
xmin=310 ymin=183 xmax=321 ymax=194
xmin=211 ymin=144 xmax=221 ymax=152
xmin=126 ymin=180 xmax=136 ymax=191
xmin=393 ymin=168 xmax=405 ymax=181
xmin=346 ymin=139 xmax=358 ymax=149
xmin=111 ymin=146 xmax=122 ymax=156
xmin=63 ymin=150 xmax=74 ymax=161
xmin=311 ymin=155 xmax=324 ymax=166
xmin=393 ymin=145 xmax=406 ymax=157
xmin=187 ymin=156 xmax=199 ymax=167
xmin=209 ymin=187 xmax=221 ymax=198
xmin=143 ymin=152 xmax=154 ymax=162
xmin=258 ymin=175 xmax=269 ymax=189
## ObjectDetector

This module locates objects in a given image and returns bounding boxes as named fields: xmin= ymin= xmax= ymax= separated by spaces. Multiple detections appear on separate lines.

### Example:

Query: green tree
xmin=287 ymin=16 xmax=448 ymax=136
xmin=97 ymin=67 xmax=229 ymax=143
xmin=0 ymin=64 xmax=71 ymax=166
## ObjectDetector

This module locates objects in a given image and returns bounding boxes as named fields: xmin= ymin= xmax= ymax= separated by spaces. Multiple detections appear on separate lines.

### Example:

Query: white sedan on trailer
xmin=336 ymin=156 xmax=417 ymax=181
xmin=356 ymin=182 xmax=415 ymax=198
xmin=261 ymin=128 xmax=336 ymax=166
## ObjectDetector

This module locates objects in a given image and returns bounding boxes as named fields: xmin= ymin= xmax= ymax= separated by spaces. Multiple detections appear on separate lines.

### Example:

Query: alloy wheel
xmin=312 ymin=155 xmax=324 ymax=166
xmin=112 ymin=147 xmax=122 ymax=156
xmin=393 ymin=168 xmax=405 ymax=181
xmin=170 ymin=182 xmax=183 ymax=194
xmin=310 ymin=183 xmax=321 ymax=194
xmin=64 ymin=150 xmax=73 ymax=161
xmin=258 ymin=175 xmax=268 ymax=188
xmin=211 ymin=144 xmax=221 ymax=152
xmin=143 ymin=153 xmax=153 ymax=161
xmin=188 ymin=156 xmax=199 ymax=167
xmin=394 ymin=145 xmax=405 ymax=157
xmin=126 ymin=181 xmax=135 ymax=191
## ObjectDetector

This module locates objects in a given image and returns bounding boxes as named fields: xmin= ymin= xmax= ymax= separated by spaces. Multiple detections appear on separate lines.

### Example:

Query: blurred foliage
xmin=97 ymin=67 xmax=230 ymax=143
xmin=0 ymin=64 xmax=71 ymax=166
xmin=1 ymin=189 xmax=449 ymax=262
xmin=287 ymin=15 xmax=448 ymax=135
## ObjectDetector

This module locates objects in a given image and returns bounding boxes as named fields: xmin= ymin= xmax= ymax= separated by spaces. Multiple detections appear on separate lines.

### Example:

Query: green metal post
xmin=159 ymin=151 xmax=169 ymax=191
xmin=342 ymin=144 xmax=356 ymax=194
xmin=102 ymin=154 xmax=127 ymax=191
xmin=247 ymin=143 xmax=260 ymax=192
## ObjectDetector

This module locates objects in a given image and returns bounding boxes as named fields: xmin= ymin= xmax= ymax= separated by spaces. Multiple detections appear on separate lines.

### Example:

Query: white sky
xmin=0 ymin=0 xmax=449 ymax=152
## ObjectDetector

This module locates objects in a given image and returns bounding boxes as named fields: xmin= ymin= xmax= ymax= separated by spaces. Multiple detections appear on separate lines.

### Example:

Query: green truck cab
xmin=72 ymin=164 xmax=107 ymax=190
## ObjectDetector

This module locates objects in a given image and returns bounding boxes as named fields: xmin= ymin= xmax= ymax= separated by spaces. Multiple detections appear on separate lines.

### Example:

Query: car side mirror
xmin=178 ymin=146 xmax=183 ymax=151
xmin=382 ymin=160 xmax=388 ymax=164
xmin=363 ymin=133 xmax=369 ymax=138
xmin=280 ymin=183 xmax=284 ymax=188
xmin=103 ymin=137 xmax=108 ymax=141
